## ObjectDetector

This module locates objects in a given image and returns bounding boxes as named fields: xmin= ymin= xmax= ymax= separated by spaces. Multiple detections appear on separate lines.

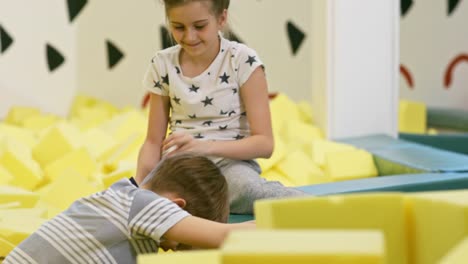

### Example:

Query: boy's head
xmin=142 ymin=153 xmax=229 ymax=223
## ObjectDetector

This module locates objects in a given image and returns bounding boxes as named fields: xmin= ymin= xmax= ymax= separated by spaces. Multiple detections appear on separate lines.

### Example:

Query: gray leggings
xmin=216 ymin=159 xmax=307 ymax=214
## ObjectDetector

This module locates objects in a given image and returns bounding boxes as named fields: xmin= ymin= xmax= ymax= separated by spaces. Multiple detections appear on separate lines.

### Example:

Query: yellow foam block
xmin=399 ymin=99 xmax=427 ymax=134
xmin=82 ymin=128 xmax=118 ymax=159
xmin=439 ymin=236 xmax=468 ymax=264
xmin=138 ymin=250 xmax=221 ymax=264
xmin=0 ymin=208 xmax=47 ymax=220
xmin=222 ymin=230 xmax=384 ymax=264
xmin=41 ymin=169 xmax=100 ymax=211
xmin=275 ymin=150 xmax=327 ymax=185
xmin=257 ymin=136 xmax=287 ymax=172
xmin=4 ymin=106 xmax=41 ymax=126
xmin=311 ymin=140 xmax=356 ymax=167
xmin=281 ymin=120 xmax=323 ymax=150
xmin=255 ymin=193 xmax=408 ymax=264
xmin=0 ymin=186 xmax=39 ymax=208
xmin=21 ymin=113 xmax=60 ymax=133
xmin=99 ymin=132 xmax=145 ymax=164
xmin=260 ymin=169 xmax=296 ymax=187
xmin=0 ymin=237 xmax=15 ymax=258
xmin=32 ymin=122 xmax=83 ymax=167
xmin=33 ymin=200 xmax=62 ymax=220
xmin=324 ymin=149 xmax=378 ymax=181
xmin=297 ymin=100 xmax=314 ymax=124
xmin=102 ymin=161 xmax=135 ymax=188
xmin=99 ymin=110 xmax=147 ymax=142
xmin=270 ymin=94 xmax=301 ymax=133
xmin=406 ymin=190 xmax=468 ymax=264
xmin=44 ymin=147 xmax=97 ymax=182
xmin=0 ymin=165 xmax=14 ymax=185
xmin=0 ymin=123 xmax=37 ymax=148
xmin=71 ymin=105 xmax=117 ymax=131
xmin=0 ymin=140 xmax=44 ymax=190
xmin=0 ymin=217 xmax=46 ymax=245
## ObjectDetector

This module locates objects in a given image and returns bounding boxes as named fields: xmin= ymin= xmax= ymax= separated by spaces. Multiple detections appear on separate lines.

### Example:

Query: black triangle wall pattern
xmin=286 ymin=21 xmax=305 ymax=56
xmin=448 ymin=0 xmax=461 ymax=16
xmin=160 ymin=26 xmax=175 ymax=49
xmin=0 ymin=24 xmax=14 ymax=54
xmin=46 ymin=43 xmax=65 ymax=72
xmin=401 ymin=0 xmax=413 ymax=17
xmin=67 ymin=0 xmax=88 ymax=23
xmin=106 ymin=40 xmax=124 ymax=69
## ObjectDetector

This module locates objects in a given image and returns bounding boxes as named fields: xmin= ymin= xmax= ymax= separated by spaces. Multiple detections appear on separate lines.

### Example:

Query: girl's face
xmin=168 ymin=1 xmax=226 ymax=59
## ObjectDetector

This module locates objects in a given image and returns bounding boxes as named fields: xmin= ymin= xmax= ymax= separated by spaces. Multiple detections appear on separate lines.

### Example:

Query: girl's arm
xmin=163 ymin=67 xmax=274 ymax=160
xmin=135 ymin=93 xmax=170 ymax=184
xmin=163 ymin=216 xmax=256 ymax=249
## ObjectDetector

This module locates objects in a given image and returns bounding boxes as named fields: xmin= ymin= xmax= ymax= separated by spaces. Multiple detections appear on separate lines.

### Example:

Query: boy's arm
xmin=163 ymin=216 xmax=255 ymax=249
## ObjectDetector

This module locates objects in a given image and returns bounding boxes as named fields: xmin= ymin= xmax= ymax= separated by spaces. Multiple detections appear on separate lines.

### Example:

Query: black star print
xmin=219 ymin=125 xmax=228 ymax=130
xmin=151 ymin=57 xmax=156 ymax=63
xmin=245 ymin=55 xmax=257 ymax=66
xmin=221 ymin=49 xmax=225 ymax=52
xmin=220 ymin=110 xmax=228 ymax=115
xmin=208 ymin=72 xmax=211 ymax=75
xmin=232 ymin=88 xmax=238 ymax=94
xmin=188 ymin=114 xmax=197 ymax=119
xmin=228 ymin=110 xmax=236 ymax=117
xmin=201 ymin=96 xmax=214 ymax=107
xmin=175 ymin=120 xmax=182 ymax=125
xmin=189 ymin=84 xmax=200 ymax=93
xmin=172 ymin=96 xmax=181 ymax=105
xmin=175 ymin=66 xmax=181 ymax=74
xmin=231 ymin=55 xmax=235 ymax=58
xmin=241 ymin=112 xmax=247 ymax=116
xmin=202 ymin=121 xmax=213 ymax=126
xmin=219 ymin=72 xmax=230 ymax=84
xmin=234 ymin=134 xmax=245 ymax=140
xmin=153 ymin=80 xmax=163 ymax=89
xmin=162 ymin=74 xmax=169 ymax=85
xmin=194 ymin=133 xmax=204 ymax=139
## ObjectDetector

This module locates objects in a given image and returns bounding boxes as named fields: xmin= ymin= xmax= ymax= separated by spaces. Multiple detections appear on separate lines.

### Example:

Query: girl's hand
xmin=162 ymin=132 xmax=210 ymax=156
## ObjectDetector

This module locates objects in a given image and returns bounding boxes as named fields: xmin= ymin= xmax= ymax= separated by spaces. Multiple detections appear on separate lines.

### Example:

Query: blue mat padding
xmin=341 ymin=134 xmax=468 ymax=173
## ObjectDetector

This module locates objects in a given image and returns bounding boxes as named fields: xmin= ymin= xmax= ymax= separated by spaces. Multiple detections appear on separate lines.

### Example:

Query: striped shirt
xmin=4 ymin=179 xmax=190 ymax=264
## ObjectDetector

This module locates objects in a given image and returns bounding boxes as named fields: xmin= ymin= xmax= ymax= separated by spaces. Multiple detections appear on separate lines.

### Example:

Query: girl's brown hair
xmin=144 ymin=153 xmax=229 ymax=223
xmin=163 ymin=0 xmax=230 ymax=17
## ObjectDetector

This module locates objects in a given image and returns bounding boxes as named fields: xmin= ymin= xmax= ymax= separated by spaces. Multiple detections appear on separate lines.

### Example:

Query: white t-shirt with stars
xmin=143 ymin=36 xmax=264 ymax=142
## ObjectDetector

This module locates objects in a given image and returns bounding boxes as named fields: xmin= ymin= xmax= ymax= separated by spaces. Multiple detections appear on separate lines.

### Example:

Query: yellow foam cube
xmin=32 ymin=122 xmax=83 ymax=167
xmin=82 ymin=128 xmax=118 ymax=159
xmin=222 ymin=230 xmax=385 ymax=264
xmin=439 ymin=237 xmax=468 ymax=264
xmin=257 ymin=136 xmax=287 ymax=172
xmin=0 ymin=186 xmax=39 ymax=208
xmin=0 ymin=217 xmax=46 ymax=245
xmin=0 ymin=140 xmax=44 ymax=190
xmin=41 ymin=169 xmax=99 ymax=211
xmin=255 ymin=193 xmax=408 ymax=264
xmin=281 ymin=120 xmax=323 ymax=150
xmin=0 ymin=208 xmax=47 ymax=220
xmin=406 ymin=190 xmax=468 ymax=264
xmin=44 ymin=147 xmax=97 ymax=182
xmin=260 ymin=169 xmax=296 ymax=187
xmin=0 ymin=123 xmax=37 ymax=148
xmin=270 ymin=94 xmax=301 ymax=131
xmin=0 ymin=237 xmax=15 ymax=258
xmin=4 ymin=106 xmax=41 ymax=126
xmin=297 ymin=100 xmax=314 ymax=124
xmin=99 ymin=132 xmax=145 ymax=165
xmin=311 ymin=140 xmax=356 ymax=167
xmin=399 ymin=99 xmax=427 ymax=133
xmin=275 ymin=150 xmax=327 ymax=185
xmin=138 ymin=250 xmax=221 ymax=264
xmin=0 ymin=165 xmax=13 ymax=185
xmin=99 ymin=110 xmax=147 ymax=142
xmin=324 ymin=149 xmax=378 ymax=181
xmin=21 ymin=113 xmax=60 ymax=133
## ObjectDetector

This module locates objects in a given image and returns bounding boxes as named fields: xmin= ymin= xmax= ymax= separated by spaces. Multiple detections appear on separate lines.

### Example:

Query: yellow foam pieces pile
xmin=399 ymin=99 xmax=427 ymax=134
xmin=257 ymin=94 xmax=378 ymax=186
xmin=0 ymin=95 xmax=149 ymax=249
xmin=253 ymin=189 xmax=468 ymax=264
xmin=138 ymin=250 xmax=221 ymax=264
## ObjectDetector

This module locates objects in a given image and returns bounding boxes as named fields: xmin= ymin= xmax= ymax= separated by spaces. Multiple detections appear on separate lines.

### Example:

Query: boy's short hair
xmin=144 ymin=153 xmax=229 ymax=223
